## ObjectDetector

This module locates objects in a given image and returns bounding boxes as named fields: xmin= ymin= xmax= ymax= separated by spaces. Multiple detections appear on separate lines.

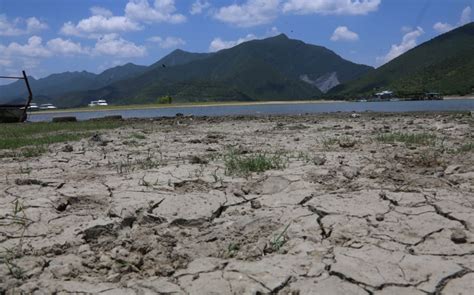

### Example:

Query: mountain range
xmin=331 ymin=22 xmax=474 ymax=97
xmin=1 ymin=23 xmax=473 ymax=107
xmin=0 ymin=34 xmax=372 ymax=107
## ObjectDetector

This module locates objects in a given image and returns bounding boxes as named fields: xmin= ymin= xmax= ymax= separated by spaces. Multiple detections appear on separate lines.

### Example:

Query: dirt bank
xmin=1 ymin=112 xmax=473 ymax=294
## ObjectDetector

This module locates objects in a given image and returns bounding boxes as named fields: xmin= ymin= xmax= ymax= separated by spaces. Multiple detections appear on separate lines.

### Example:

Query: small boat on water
xmin=39 ymin=103 xmax=58 ymax=110
xmin=28 ymin=103 xmax=39 ymax=111
xmin=88 ymin=99 xmax=108 ymax=107
xmin=0 ymin=70 xmax=33 ymax=123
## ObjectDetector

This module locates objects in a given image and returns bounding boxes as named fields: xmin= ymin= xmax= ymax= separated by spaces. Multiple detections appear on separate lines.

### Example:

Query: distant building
xmin=424 ymin=92 xmax=443 ymax=100
xmin=375 ymin=90 xmax=394 ymax=100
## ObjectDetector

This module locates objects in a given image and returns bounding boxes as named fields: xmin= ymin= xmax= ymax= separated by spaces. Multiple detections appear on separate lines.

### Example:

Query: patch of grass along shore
xmin=0 ymin=120 xmax=124 ymax=155
xmin=376 ymin=132 xmax=437 ymax=146
xmin=224 ymin=149 xmax=287 ymax=177
xmin=457 ymin=142 xmax=474 ymax=153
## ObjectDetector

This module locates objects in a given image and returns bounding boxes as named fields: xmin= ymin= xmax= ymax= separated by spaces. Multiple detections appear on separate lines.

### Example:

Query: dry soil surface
xmin=1 ymin=112 xmax=473 ymax=294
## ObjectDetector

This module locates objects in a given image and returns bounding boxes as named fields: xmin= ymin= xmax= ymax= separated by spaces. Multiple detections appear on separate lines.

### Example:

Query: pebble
xmin=312 ymin=155 xmax=327 ymax=166
xmin=250 ymin=200 xmax=262 ymax=209
xmin=451 ymin=229 xmax=467 ymax=244
xmin=62 ymin=144 xmax=74 ymax=152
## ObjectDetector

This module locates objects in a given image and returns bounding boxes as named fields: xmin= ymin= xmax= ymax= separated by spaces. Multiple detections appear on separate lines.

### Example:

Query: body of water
xmin=29 ymin=99 xmax=474 ymax=122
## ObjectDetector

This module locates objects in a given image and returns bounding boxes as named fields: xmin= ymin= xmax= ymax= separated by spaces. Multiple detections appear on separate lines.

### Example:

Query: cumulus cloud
xmin=1 ymin=36 xmax=51 ymax=58
xmin=0 ymin=14 xmax=48 ymax=36
xmin=46 ymin=38 xmax=89 ymax=55
xmin=208 ymin=26 xmax=284 ymax=52
xmin=94 ymin=34 xmax=147 ymax=57
xmin=433 ymin=6 xmax=471 ymax=34
xmin=61 ymin=0 xmax=186 ymax=38
xmin=267 ymin=26 xmax=280 ymax=36
xmin=0 ymin=36 xmax=91 ymax=60
xmin=282 ymin=0 xmax=381 ymax=15
xmin=147 ymin=36 xmax=186 ymax=48
xmin=214 ymin=0 xmax=280 ymax=27
xmin=209 ymin=34 xmax=257 ymax=52
xmin=377 ymin=27 xmax=424 ymax=65
xmin=125 ymin=0 xmax=186 ymax=24
xmin=330 ymin=26 xmax=359 ymax=41
xmin=90 ymin=6 xmax=114 ymax=17
xmin=459 ymin=6 xmax=472 ymax=25
xmin=60 ymin=15 xmax=141 ymax=37
xmin=190 ymin=0 xmax=211 ymax=15
xmin=433 ymin=22 xmax=454 ymax=34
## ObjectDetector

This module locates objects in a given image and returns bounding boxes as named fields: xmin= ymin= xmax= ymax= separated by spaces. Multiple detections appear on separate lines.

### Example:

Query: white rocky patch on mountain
xmin=300 ymin=72 xmax=340 ymax=93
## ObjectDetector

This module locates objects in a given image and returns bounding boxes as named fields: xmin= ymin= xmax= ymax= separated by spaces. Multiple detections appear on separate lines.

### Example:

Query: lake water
xmin=29 ymin=99 xmax=474 ymax=122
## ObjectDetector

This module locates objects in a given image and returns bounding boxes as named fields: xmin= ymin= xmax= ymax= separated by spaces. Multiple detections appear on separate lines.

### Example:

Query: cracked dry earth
xmin=1 ymin=112 xmax=473 ymax=294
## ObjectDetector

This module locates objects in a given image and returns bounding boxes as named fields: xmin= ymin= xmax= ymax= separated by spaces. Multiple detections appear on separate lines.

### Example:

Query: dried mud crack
xmin=1 ymin=112 xmax=473 ymax=294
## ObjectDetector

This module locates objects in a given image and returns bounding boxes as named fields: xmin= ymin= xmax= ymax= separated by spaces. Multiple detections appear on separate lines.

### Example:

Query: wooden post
xmin=21 ymin=70 xmax=33 ymax=122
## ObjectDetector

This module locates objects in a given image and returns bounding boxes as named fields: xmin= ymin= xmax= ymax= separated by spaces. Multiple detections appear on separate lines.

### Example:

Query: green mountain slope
xmin=65 ymin=34 xmax=373 ymax=106
xmin=0 ymin=63 xmax=147 ymax=105
xmin=1 ymin=34 xmax=373 ymax=107
xmin=331 ymin=22 xmax=474 ymax=97
xmin=150 ymin=49 xmax=212 ymax=68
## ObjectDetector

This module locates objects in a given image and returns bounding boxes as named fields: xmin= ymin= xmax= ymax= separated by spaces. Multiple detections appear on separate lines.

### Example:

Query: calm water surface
xmin=29 ymin=99 xmax=474 ymax=122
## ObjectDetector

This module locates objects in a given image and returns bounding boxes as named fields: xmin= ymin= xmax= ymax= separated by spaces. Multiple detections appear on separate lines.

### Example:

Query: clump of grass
xmin=0 ymin=199 xmax=32 ymax=280
xmin=114 ymin=150 xmax=162 ymax=174
xmin=131 ymin=133 xmax=146 ymax=140
xmin=224 ymin=149 xmax=286 ymax=176
xmin=0 ymin=120 xmax=124 ymax=151
xmin=376 ymin=132 xmax=437 ymax=146
xmin=1 ymin=249 xmax=25 ymax=280
xmin=457 ymin=142 xmax=473 ymax=153
xmin=322 ymin=137 xmax=338 ymax=148
xmin=226 ymin=243 xmax=240 ymax=258
xmin=269 ymin=223 xmax=291 ymax=252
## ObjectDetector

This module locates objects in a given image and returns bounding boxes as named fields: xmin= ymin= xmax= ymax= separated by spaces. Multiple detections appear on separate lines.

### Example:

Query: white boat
xmin=39 ymin=103 xmax=57 ymax=110
xmin=28 ymin=103 xmax=39 ymax=111
xmin=88 ymin=99 xmax=108 ymax=107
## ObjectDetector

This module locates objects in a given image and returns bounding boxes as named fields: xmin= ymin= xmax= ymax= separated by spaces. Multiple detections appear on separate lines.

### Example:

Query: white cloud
xmin=90 ymin=6 xmax=114 ymax=17
xmin=209 ymin=34 xmax=257 ymax=52
xmin=60 ymin=15 xmax=141 ymax=37
xmin=433 ymin=6 xmax=471 ymax=34
xmin=267 ymin=26 xmax=280 ymax=36
xmin=46 ymin=38 xmax=89 ymax=55
xmin=147 ymin=36 xmax=186 ymax=48
xmin=0 ymin=14 xmax=48 ymax=36
xmin=214 ymin=0 xmax=280 ymax=27
xmin=25 ymin=17 xmax=48 ymax=32
xmin=330 ymin=26 xmax=359 ymax=42
xmin=282 ymin=0 xmax=380 ymax=15
xmin=125 ymin=0 xmax=186 ymax=24
xmin=61 ymin=0 xmax=187 ymax=38
xmin=94 ymin=34 xmax=147 ymax=57
xmin=377 ymin=27 xmax=424 ymax=65
xmin=190 ymin=0 xmax=210 ymax=15
xmin=433 ymin=22 xmax=454 ymax=34
xmin=401 ymin=26 xmax=413 ymax=33
xmin=459 ymin=6 xmax=471 ymax=25
xmin=1 ymin=36 xmax=51 ymax=58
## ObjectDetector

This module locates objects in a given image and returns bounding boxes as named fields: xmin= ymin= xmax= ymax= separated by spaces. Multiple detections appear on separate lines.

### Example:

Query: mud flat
xmin=1 ymin=112 xmax=473 ymax=294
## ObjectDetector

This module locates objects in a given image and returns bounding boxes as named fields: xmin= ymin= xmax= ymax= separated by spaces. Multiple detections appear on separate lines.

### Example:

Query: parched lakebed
xmin=1 ymin=112 xmax=473 ymax=294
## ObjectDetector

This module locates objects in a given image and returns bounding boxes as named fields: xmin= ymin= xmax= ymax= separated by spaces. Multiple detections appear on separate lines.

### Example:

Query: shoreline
xmin=31 ymin=97 xmax=474 ymax=115
xmin=33 ymin=100 xmax=345 ymax=114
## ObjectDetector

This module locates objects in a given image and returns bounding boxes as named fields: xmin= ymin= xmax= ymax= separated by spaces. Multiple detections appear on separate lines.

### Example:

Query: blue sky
xmin=0 ymin=0 xmax=472 ymax=81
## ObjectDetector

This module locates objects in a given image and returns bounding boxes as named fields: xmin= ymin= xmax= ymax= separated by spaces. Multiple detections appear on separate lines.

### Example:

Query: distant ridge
xmin=0 ymin=34 xmax=373 ymax=107
xmin=331 ymin=22 xmax=474 ymax=97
